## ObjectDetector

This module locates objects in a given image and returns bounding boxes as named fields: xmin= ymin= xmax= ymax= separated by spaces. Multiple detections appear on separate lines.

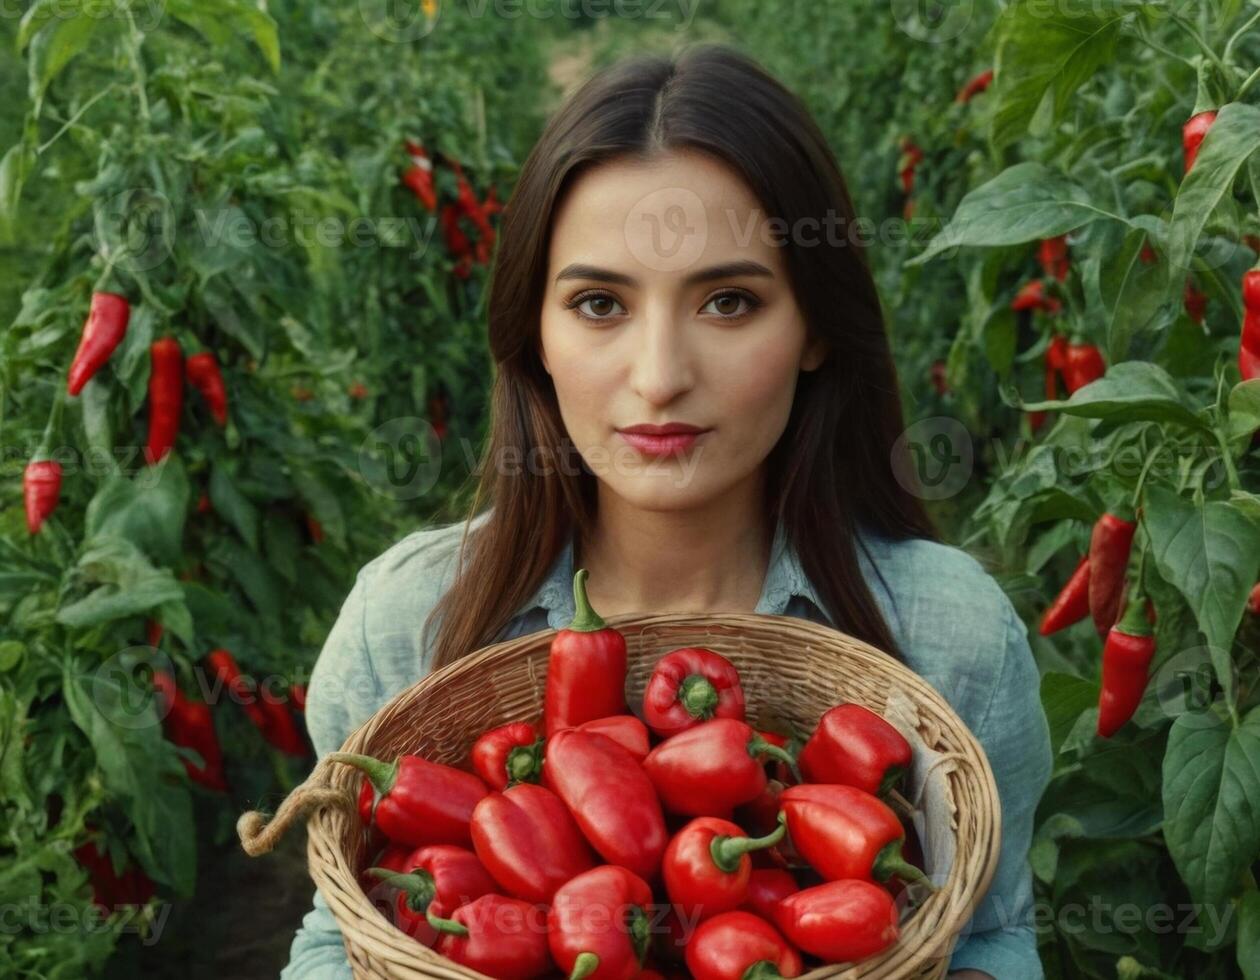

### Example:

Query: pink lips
xmin=616 ymin=424 xmax=710 ymax=457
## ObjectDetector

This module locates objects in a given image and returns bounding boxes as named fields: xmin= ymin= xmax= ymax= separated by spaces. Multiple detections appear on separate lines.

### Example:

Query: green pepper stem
xmin=679 ymin=674 xmax=720 ymax=719
xmin=568 ymin=569 xmax=607 ymax=632
xmin=569 ymin=952 xmax=600 ymax=980
xmin=877 ymin=764 xmax=906 ymax=797
xmin=506 ymin=737 xmax=545 ymax=785
xmin=747 ymin=735 xmax=802 ymax=784
xmin=1116 ymin=588 xmax=1153 ymax=637
xmin=365 ymin=868 xmax=435 ymax=913
xmin=327 ymin=752 xmax=399 ymax=795
xmin=873 ymin=840 xmax=936 ymax=891
xmin=743 ymin=962 xmax=787 ymax=980
xmin=710 ymin=812 xmax=787 ymax=873
xmin=427 ymin=909 xmax=469 ymax=936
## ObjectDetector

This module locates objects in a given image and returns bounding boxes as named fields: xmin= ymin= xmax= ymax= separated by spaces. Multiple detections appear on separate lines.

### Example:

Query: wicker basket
xmin=239 ymin=613 xmax=1002 ymax=979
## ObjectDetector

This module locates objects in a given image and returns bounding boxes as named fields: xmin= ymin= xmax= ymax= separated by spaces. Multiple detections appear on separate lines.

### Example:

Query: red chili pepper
xmin=1062 ymin=342 xmax=1106 ymax=393
xmin=431 ymin=893 xmax=554 ymax=980
xmin=642 ymin=718 xmax=800 ymax=819
xmin=1088 ymin=513 xmax=1137 ymax=636
xmin=742 ymin=868 xmax=799 ymax=922
xmin=23 ymin=460 xmax=62 ymax=534
xmin=1011 ymin=279 xmax=1062 ymax=314
xmin=542 ymin=728 xmax=667 ymax=881
xmin=146 ymin=619 xmax=164 ymax=648
xmin=1097 ymin=592 xmax=1157 ymax=738
xmin=205 ymin=649 xmax=306 ymax=756
xmin=772 ymin=880 xmax=899 ymax=963
xmin=643 ymin=647 xmax=746 ymax=739
xmin=144 ymin=337 xmax=183 ymax=465
xmin=1046 ymin=334 xmax=1069 ymax=372
xmin=402 ymin=140 xmax=437 ymax=212
xmin=1250 ymin=583 xmax=1260 ymax=616
xmin=577 ymin=714 xmax=651 ymax=763
xmin=662 ymin=813 xmax=787 ymax=923
xmin=482 ymin=185 xmax=503 ymax=217
xmin=779 ymin=783 xmax=932 ymax=889
xmin=548 ymin=865 xmax=654 ymax=980
xmin=1039 ymin=556 xmax=1092 ymax=636
xmin=686 ymin=910 xmax=802 ymax=980
xmin=440 ymin=203 xmax=474 ymax=279
xmin=1139 ymin=242 xmax=1157 ymax=264
xmin=1240 ymin=268 xmax=1260 ymax=382
xmin=152 ymin=669 xmax=229 ymax=792
xmin=448 ymin=159 xmax=495 ymax=244
xmin=367 ymin=845 xmax=498 ymax=945
xmin=896 ymin=138 xmax=923 ymax=195
xmin=305 ymin=513 xmax=325 ymax=545
xmin=348 ymin=381 xmax=368 ymax=400
xmin=185 ymin=352 xmax=228 ymax=426
xmin=1184 ymin=280 xmax=1208 ymax=325
xmin=954 ymin=68 xmax=994 ymax=105
xmin=469 ymin=781 xmax=596 ymax=903
xmin=1037 ymin=235 xmax=1070 ymax=281
xmin=67 ymin=292 xmax=130 ymax=396
xmin=1182 ymin=109 xmax=1218 ymax=174
xmin=798 ymin=704 xmax=911 ymax=798
xmin=329 ymin=751 xmax=488 ymax=848
xmin=471 ymin=721 xmax=543 ymax=790
xmin=544 ymin=569 xmax=628 ymax=736
xmin=73 ymin=839 xmax=156 ymax=912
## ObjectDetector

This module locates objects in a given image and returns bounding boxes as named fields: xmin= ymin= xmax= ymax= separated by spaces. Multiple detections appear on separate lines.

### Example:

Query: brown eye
xmin=702 ymin=290 xmax=761 ymax=320
xmin=566 ymin=291 xmax=625 ymax=322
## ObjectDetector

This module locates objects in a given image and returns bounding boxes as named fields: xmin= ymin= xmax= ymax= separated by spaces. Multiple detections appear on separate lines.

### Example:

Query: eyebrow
xmin=554 ymin=260 xmax=775 ymax=288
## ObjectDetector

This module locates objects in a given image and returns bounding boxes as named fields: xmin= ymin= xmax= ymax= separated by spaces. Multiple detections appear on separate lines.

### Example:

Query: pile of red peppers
xmin=343 ymin=569 xmax=933 ymax=978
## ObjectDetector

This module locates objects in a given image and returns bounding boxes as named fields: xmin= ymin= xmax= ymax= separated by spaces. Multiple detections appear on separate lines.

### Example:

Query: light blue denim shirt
xmin=282 ymin=510 xmax=1052 ymax=980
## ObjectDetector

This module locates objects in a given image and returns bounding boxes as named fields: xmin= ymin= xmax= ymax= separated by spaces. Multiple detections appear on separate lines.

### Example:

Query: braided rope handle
xmin=236 ymin=758 xmax=358 ymax=857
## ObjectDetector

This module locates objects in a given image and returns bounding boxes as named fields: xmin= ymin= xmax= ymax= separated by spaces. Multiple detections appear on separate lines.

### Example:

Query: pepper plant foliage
xmin=0 ymin=0 xmax=553 ymax=975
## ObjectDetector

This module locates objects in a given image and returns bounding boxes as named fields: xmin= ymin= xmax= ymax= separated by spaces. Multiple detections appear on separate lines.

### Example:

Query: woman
xmin=283 ymin=43 xmax=1051 ymax=979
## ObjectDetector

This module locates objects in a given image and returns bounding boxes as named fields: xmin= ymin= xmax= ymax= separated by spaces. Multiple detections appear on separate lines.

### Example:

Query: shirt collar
xmin=519 ymin=514 xmax=842 ymax=631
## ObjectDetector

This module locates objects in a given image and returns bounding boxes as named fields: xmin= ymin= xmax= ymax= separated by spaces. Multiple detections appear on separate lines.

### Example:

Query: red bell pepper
xmin=1088 ymin=512 xmax=1137 ymax=636
xmin=185 ymin=351 xmax=229 ymax=426
xmin=548 ymin=865 xmax=654 ymax=980
xmin=329 ymin=751 xmax=488 ymax=848
xmin=358 ymin=778 xmax=376 ymax=826
xmin=144 ymin=336 xmax=184 ymax=465
xmin=431 ymin=893 xmax=554 ymax=979
xmin=642 ymin=718 xmax=799 ymax=818
xmin=686 ymin=910 xmax=803 ymax=980
xmin=545 ymin=569 xmax=628 ymax=735
xmin=1241 ymin=267 xmax=1260 ymax=382
xmin=469 ymin=782 xmax=596 ymax=903
xmin=542 ymin=728 xmax=667 ymax=881
xmin=742 ymin=868 xmax=799 ymax=922
xmin=471 ymin=721 xmax=543 ymax=790
xmin=367 ymin=845 xmax=497 ymax=945
xmin=772 ymin=880 xmax=899 ymax=963
xmin=779 ymin=784 xmax=932 ymax=889
xmin=1096 ymin=592 xmax=1158 ymax=738
xmin=152 ymin=669 xmax=228 ymax=792
xmin=1062 ymin=343 xmax=1106 ymax=393
xmin=577 ymin=715 xmax=650 ymax=763
xmin=798 ymin=704 xmax=911 ymax=797
xmin=1039 ymin=556 xmax=1091 ymax=636
xmin=662 ymin=813 xmax=787 ymax=922
xmin=642 ymin=647 xmax=746 ymax=738
xmin=755 ymin=731 xmax=800 ymax=786
xmin=67 ymin=291 xmax=130 ymax=395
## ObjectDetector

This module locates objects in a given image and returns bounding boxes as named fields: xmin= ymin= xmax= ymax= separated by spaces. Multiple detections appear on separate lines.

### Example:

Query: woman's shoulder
xmin=354 ymin=510 xmax=491 ymax=611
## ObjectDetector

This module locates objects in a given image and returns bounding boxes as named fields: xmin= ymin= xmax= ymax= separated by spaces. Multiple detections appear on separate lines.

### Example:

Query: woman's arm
xmin=946 ymin=596 xmax=1053 ymax=979
xmin=281 ymin=568 xmax=382 ymax=980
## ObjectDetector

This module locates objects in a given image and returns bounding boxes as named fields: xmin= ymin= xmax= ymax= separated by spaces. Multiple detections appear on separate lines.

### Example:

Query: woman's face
xmin=539 ymin=149 xmax=826 ymax=511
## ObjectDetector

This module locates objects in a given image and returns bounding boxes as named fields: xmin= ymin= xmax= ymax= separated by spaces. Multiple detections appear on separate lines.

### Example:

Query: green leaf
xmin=209 ymin=463 xmax=260 ymax=551
xmin=1240 ymin=891 xmax=1260 ymax=980
xmin=63 ymin=659 xmax=196 ymax=895
xmin=1162 ymin=706 xmax=1260 ymax=906
xmin=166 ymin=0 xmax=280 ymax=73
xmin=1145 ymin=487 xmax=1260 ymax=659
xmin=1228 ymin=380 xmax=1260 ymax=442
xmin=1041 ymin=673 xmax=1098 ymax=755
xmin=1020 ymin=361 xmax=1206 ymax=430
xmin=1167 ymin=103 xmax=1260 ymax=289
xmin=989 ymin=0 xmax=1134 ymax=151
xmin=27 ymin=11 xmax=97 ymax=110
xmin=84 ymin=456 xmax=189 ymax=567
xmin=56 ymin=538 xmax=187 ymax=628
xmin=1099 ymin=227 xmax=1177 ymax=362
xmin=0 ymin=142 xmax=34 ymax=243
xmin=909 ymin=163 xmax=1098 ymax=265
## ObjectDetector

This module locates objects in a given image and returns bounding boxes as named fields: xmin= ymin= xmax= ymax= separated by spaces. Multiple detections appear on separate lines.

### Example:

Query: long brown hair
xmin=425 ymin=42 xmax=937 ymax=671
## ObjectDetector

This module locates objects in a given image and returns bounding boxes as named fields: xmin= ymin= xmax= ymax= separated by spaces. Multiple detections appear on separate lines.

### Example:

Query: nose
xmin=628 ymin=302 xmax=695 ymax=406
